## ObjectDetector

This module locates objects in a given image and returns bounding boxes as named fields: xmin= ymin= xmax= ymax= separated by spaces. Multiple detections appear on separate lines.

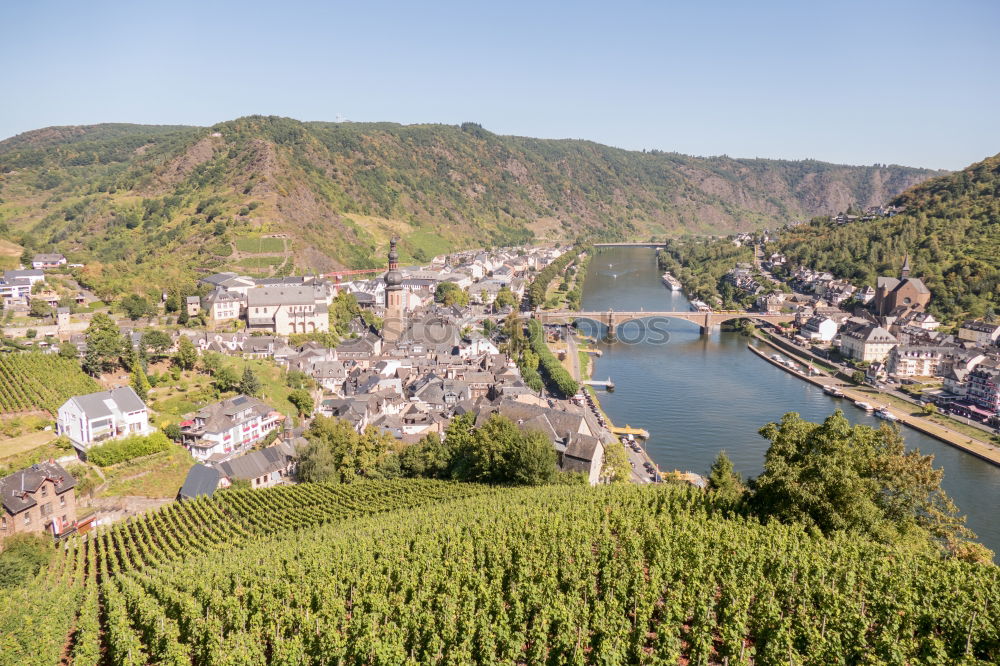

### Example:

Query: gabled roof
xmin=67 ymin=386 xmax=146 ymax=419
xmin=0 ymin=461 xmax=76 ymax=514
xmin=178 ymin=464 xmax=220 ymax=500
xmin=217 ymin=445 xmax=293 ymax=481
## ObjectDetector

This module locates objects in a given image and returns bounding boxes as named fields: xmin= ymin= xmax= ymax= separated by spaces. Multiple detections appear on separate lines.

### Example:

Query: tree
xmin=288 ymin=389 xmax=314 ymax=417
xmin=173 ymin=335 xmax=197 ymax=371
xmin=494 ymin=286 xmax=517 ymax=310
xmin=751 ymin=410 xmax=979 ymax=557
xmin=238 ymin=366 xmax=262 ymax=397
xmin=398 ymin=433 xmax=454 ymax=479
xmin=299 ymin=417 xmax=393 ymax=483
xmin=120 ymin=294 xmax=152 ymax=320
xmin=851 ymin=370 xmax=865 ymax=385
xmin=164 ymin=291 xmax=181 ymax=314
xmin=213 ymin=366 xmax=239 ymax=393
xmin=141 ymin=330 xmax=172 ymax=359
xmin=450 ymin=414 xmax=556 ymax=485
xmin=82 ymin=313 xmax=126 ymax=376
xmin=707 ymin=450 xmax=744 ymax=501
xmin=921 ymin=402 xmax=938 ymax=416
xmin=130 ymin=362 xmax=151 ymax=401
xmin=601 ymin=440 xmax=631 ymax=483
xmin=285 ymin=370 xmax=314 ymax=390
xmin=163 ymin=423 xmax=181 ymax=441
xmin=28 ymin=299 xmax=52 ymax=318
xmin=434 ymin=281 xmax=469 ymax=307
xmin=58 ymin=341 xmax=78 ymax=359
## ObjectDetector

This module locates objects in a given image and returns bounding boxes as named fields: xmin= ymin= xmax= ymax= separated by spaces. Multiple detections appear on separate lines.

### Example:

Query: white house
xmin=203 ymin=289 xmax=244 ymax=323
xmin=840 ymin=323 xmax=898 ymax=363
xmin=31 ymin=254 xmax=67 ymax=270
xmin=800 ymin=315 xmax=838 ymax=343
xmin=246 ymin=286 xmax=329 ymax=335
xmin=56 ymin=387 xmax=152 ymax=455
xmin=179 ymin=395 xmax=282 ymax=461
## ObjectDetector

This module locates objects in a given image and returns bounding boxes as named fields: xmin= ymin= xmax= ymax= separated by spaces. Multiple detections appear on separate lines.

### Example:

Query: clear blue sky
xmin=1 ymin=0 xmax=997 ymax=170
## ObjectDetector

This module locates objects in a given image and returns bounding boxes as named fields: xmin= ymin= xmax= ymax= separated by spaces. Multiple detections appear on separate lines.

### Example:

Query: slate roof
xmin=67 ymin=386 xmax=146 ymax=419
xmin=0 ymin=461 xmax=76 ymax=514
xmin=247 ymin=286 xmax=322 ymax=307
xmin=178 ymin=464 xmax=220 ymax=500
xmin=216 ymin=444 xmax=294 ymax=482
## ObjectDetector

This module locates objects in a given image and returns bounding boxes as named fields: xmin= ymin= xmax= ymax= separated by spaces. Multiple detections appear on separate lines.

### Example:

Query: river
xmin=580 ymin=246 xmax=1000 ymax=554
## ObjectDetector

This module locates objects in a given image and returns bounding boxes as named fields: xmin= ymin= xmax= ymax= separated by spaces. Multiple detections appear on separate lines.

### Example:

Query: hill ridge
xmin=0 ymin=116 xmax=943 ymax=297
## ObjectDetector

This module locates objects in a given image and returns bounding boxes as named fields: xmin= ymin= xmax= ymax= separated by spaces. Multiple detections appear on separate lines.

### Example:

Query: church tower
xmin=383 ymin=237 xmax=405 ymax=343
xmin=900 ymin=253 xmax=911 ymax=279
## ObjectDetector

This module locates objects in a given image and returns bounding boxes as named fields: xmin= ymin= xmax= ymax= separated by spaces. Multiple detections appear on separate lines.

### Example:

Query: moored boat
xmin=661 ymin=272 xmax=682 ymax=291
xmin=854 ymin=400 xmax=874 ymax=411
xmin=875 ymin=407 xmax=898 ymax=421
xmin=822 ymin=385 xmax=844 ymax=398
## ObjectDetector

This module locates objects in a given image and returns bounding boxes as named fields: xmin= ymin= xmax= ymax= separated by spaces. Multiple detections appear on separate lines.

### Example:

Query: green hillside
xmin=3 ymin=480 xmax=998 ymax=665
xmin=0 ymin=116 xmax=940 ymax=299
xmin=774 ymin=152 xmax=1000 ymax=322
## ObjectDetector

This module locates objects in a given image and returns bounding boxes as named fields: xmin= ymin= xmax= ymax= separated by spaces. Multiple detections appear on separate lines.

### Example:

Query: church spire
xmin=900 ymin=253 xmax=911 ymax=279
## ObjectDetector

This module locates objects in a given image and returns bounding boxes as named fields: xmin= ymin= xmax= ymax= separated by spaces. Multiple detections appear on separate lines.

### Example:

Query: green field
xmin=235 ymin=235 xmax=285 ymax=253
xmin=237 ymin=256 xmax=285 ymax=269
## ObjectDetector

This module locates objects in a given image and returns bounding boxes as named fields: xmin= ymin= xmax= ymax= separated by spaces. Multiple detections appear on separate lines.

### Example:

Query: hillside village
xmin=2 ymin=242 xmax=636 ymax=543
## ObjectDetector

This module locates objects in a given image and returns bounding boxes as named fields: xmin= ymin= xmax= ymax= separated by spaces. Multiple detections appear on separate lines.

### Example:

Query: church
xmin=382 ymin=237 xmax=406 ymax=343
xmin=873 ymin=254 xmax=930 ymax=316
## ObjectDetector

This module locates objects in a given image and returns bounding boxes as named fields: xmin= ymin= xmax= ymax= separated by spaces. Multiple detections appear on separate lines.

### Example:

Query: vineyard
xmin=3 ymin=481 xmax=999 ymax=665
xmin=0 ymin=352 xmax=98 ymax=415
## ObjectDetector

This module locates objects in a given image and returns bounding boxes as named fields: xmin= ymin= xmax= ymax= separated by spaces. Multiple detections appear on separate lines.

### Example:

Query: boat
xmin=854 ymin=401 xmax=874 ymax=411
xmin=822 ymin=385 xmax=844 ymax=398
xmin=689 ymin=299 xmax=711 ymax=312
xmin=661 ymin=271 xmax=682 ymax=291
xmin=875 ymin=407 xmax=898 ymax=421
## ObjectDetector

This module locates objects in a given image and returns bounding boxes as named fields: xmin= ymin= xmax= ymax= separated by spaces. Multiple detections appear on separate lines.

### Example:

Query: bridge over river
xmin=527 ymin=309 xmax=794 ymax=337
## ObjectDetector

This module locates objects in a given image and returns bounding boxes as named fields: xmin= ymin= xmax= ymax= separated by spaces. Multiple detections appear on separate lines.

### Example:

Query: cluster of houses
xmin=758 ymin=255 xmax=1000 ymax=425
xmin=190 ymin=245 xmax=563 ymax=334
xmin=3 ymin=243 xmax=618 ymax=542
xmin=829 ymin=205 xmax=906 ymax=225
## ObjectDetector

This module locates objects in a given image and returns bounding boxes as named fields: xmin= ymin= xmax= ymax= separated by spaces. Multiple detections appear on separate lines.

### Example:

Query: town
xmin=2 ymin=241 xmax=643 ymax=543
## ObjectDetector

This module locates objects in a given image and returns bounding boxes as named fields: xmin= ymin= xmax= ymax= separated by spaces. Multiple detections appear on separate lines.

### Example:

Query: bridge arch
xmin=529 ymin=309 xmax=794 ymax=339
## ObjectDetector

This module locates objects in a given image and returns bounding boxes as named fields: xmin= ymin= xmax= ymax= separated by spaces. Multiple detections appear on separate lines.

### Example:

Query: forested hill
xmin=774 ymin=152 xmax=1000 ymax=323
xmin=0 ymin=116 xmax=940 ymax=297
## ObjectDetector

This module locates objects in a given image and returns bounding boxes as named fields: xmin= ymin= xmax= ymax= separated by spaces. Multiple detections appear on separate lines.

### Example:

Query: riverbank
xmin=747 ymin=338 xmax=1000 ymax=467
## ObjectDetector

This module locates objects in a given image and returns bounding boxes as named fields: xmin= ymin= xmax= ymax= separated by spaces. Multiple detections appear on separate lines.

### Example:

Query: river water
xmin=581 ymin=246 xmax=1000 ymax=554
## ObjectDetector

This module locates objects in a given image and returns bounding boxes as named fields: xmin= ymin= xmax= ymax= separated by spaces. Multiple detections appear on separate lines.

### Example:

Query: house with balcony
xmin=56 ymin=387 xmax=151 ymax=457
xmin=179 ymin=395 xmax=282 ymax=461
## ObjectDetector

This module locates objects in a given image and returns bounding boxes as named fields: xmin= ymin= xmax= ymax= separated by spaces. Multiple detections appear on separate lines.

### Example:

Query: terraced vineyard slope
xmin=0 ymin=352 xmax=99 ymax=415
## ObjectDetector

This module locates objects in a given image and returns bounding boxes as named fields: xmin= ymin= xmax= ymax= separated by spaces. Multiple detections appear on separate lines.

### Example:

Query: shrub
xmin=87 ymin=432 xmax=171 ymax=467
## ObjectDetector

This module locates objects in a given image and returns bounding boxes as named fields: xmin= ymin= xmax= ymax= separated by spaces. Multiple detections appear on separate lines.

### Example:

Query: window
xmin=41 ymin=503 xmax=53 ymax=517
xmin=40 ymin=484 xmax=48 ymax=498
xmin=59 ymin=494 xmax=66 ymax=508
xmin=24 ymin=514 xmax=31 ymax=526
xmin=1 ymin=516 xmax=6 ymax=531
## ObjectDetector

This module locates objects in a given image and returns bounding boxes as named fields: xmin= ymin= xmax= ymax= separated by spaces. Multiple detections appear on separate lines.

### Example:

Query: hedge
xmin=87 ymin=431 xmax=171 ymax=467
xmin=528 ymin=319 xmax=579 ymax=398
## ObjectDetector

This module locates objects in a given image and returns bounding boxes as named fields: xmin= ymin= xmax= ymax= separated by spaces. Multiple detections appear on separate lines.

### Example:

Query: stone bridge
xmin=528 ymin=309 xmax=794 ymax=337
